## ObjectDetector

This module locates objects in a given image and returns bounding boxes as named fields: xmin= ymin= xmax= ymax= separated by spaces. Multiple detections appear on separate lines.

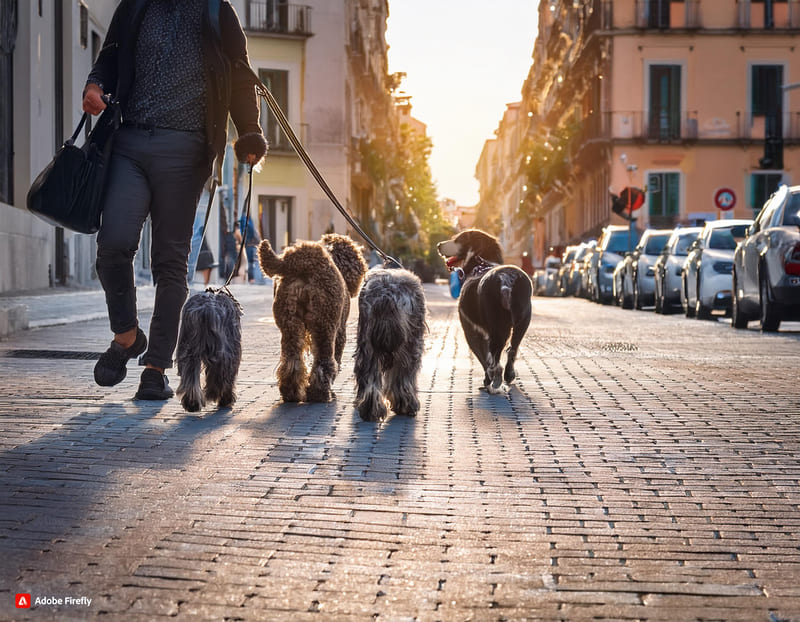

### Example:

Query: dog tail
xmin=257 ymin=239 xmax=282 ymax=277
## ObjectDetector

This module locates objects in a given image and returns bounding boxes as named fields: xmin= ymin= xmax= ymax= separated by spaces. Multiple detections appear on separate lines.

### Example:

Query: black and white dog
xmin=175 ymin=288 xmax=243 ymax=412
xmin=438 ymin=229 xmax=532 ymax=394
xmin=354 ymin=267 xmax=426 ymax=422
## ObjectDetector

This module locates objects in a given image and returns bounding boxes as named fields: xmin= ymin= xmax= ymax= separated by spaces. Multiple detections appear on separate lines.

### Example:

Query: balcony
xmin=245 ymin=1 xmax=312 ymax=37
xmin=600 ymin=0 xmax=800 ymax=30
xmin=579 ymin=110 xmax=800 ymax=144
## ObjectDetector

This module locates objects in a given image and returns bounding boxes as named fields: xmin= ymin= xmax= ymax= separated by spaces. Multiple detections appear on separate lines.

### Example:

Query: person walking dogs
xmin=83 ymin=0 xmax=267 ymax=401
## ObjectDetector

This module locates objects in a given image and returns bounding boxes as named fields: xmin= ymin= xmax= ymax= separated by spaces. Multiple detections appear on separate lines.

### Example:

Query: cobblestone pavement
xmin=1 ymin=284 xmax=799 ymax=621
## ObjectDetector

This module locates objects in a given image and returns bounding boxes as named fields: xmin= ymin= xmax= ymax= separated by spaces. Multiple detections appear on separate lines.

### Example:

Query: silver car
xmin=593 ymin=225 xmax=639 ymax=305
xmin=653 ymin=227 xmax=702 ymax=314
xmin=732 ymin=184 xmax=800 ymax=331
xmin=681 ymin=219 xmax=752 ymax=319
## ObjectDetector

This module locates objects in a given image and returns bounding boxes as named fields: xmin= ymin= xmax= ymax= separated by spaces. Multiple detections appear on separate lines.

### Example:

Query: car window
xmin=674 ymin=232 xmax=699 ymax=255
xmin=708 ymin=229 xmax=737 ymax=250
xmin=782 ymin=193 xmax=800 ymax=227
xmin=605 ymin=231 xmax=638 ymax=253
xmin=644 ymin=234 xmax=670 ymax=254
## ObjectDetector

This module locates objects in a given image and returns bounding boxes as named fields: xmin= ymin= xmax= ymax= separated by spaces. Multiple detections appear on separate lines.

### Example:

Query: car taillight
xmin=785 ymin=242 xmax=800 ymax=276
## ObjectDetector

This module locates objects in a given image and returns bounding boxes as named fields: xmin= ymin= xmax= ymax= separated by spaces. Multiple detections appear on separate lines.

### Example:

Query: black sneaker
xmin=134 ymin=368 xmax=175 ymax=401
xmin=94 ymin=328 xmax=148 ymax=387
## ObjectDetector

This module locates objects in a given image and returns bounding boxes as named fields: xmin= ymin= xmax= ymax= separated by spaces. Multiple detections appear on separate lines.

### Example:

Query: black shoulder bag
xmin=27 ymin=99 xmax=121 ymax=234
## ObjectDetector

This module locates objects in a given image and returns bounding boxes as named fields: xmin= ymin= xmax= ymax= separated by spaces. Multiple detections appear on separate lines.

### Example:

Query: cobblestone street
xmin=1 ymin=284 xmax=799 ymax=621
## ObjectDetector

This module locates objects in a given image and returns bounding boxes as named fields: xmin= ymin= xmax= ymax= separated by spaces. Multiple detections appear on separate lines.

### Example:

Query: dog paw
xmin=181 ymin=397 xmax=202 ymax=412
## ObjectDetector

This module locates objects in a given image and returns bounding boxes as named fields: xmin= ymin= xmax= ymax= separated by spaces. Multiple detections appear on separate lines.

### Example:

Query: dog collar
xmin=467 ymin=257 xmax=495 ymax=279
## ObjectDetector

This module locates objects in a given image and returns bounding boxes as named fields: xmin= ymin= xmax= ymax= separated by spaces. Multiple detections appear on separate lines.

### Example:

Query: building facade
xmin=0 ymin=0 xmax=117 ymax=293
xmin=490 ymin=0 xmax=800 ymax=267
xmin=0 ymin=0 xmax=402 ymax=295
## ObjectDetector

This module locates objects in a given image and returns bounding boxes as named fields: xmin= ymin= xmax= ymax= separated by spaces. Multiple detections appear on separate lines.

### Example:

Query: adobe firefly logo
xmin=15 ymin=593 xmax=31 ymax=608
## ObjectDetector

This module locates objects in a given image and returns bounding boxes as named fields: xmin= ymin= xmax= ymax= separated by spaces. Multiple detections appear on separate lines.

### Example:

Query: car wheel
xmin=731 ymin=270 xmax=748 ymax=329
xmin=695 ymin=272 xmax=711 ymax=320
xmin=621 ymin=277 xmax=633 ymax=309
xmin=759 ymin=270 xmax=782 ymax=332
xmin=683 ymin=276 xmax=695 ymax=318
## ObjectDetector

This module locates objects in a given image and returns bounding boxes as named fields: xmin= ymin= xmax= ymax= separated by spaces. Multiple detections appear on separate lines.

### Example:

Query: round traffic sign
xmin=714 ymin=188 xmax=736 ymax=211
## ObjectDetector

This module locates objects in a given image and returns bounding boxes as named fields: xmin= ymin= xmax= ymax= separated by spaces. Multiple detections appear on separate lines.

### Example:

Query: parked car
xmin=557 ymin=245 xmax=580 ymax=296
xmin=534 ymin=255 xmax=562 ymax=296
xmin=592 ymin=225 xmax=640 ymax=304
xmin=653 ymin=226 xmax=702 ymax=314
xmin=681 ymin=219 xmax=752 ymax=319
xmin=570 ymin=240 xmax=597 ymax=298
xmin=612 ymin=257 xmax=630 ymax=308
xmin=560 ymin=242 xmax=595 ymax=297
xmin=615 ymin=228 xmax=672 ymax=310
xmin=732 ymin=184 xmax=800 ymax=331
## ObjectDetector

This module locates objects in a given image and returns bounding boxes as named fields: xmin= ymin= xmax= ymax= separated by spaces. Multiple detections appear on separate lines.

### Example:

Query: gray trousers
xmin=96 ymin=125 xmax=210 ymax=369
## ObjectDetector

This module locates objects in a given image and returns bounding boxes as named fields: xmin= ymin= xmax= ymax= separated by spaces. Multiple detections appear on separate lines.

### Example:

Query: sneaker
xmin=134 ymin=368 xmax=175 ymax=401
xmin=94 ymin=328 xmax=147 ymax=387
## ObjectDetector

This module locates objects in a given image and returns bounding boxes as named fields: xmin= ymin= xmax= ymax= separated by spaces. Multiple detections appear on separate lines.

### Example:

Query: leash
xmin=225 ymin=165 xmax=253 ymax=287
xmin=238 ymin=60 xmax=403 ymax=269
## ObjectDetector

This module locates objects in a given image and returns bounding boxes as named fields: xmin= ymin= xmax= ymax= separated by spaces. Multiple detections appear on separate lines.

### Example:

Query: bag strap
xmin=66 ymin=114 xmax=89 ymax=147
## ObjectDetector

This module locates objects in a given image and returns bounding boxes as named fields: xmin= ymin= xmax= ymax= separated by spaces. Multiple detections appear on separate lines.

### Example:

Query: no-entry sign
xmin=714 ymin=188 xmax=736 ymax=211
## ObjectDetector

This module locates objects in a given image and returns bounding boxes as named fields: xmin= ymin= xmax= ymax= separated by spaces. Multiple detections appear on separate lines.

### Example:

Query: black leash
xmin=238 ymin=60 xmax=402 ymax=269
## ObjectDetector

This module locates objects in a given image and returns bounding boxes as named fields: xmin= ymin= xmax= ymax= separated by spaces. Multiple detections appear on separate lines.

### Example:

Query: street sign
xmin=714 ymin=188 xmax=736 ymax=211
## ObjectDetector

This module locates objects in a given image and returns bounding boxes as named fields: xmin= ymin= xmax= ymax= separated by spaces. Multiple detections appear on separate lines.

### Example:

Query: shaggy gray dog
xmin=354 ymin=267 xmax=426 ymax=422
xmin=175 ymin=288 xmax=243 ymax=412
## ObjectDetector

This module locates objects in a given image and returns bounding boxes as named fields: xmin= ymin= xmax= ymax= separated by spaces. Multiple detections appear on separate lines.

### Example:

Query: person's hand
xmin=234 ymin=229 xmax=243 ymax=244
xmin=82 ymin=83 xmax=107 ymax=115
xmin=245 ymin=153 xmax=260 ymax=166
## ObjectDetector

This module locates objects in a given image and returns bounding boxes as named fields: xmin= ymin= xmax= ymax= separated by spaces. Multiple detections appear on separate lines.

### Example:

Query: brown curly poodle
xmin=258 ymin=233 xmax=367 ymax=402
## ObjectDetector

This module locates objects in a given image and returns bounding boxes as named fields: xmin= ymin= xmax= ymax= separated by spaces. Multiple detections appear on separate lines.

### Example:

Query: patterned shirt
xmin=125 ymin=0 xmax=207 ymax=131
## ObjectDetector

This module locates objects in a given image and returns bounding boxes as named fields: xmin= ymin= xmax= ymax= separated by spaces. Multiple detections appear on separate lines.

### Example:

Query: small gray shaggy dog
xmin=354 ymin=267 xmax=427 ymax=422
xmin=175 ymin=288 xmax=243 ymax=412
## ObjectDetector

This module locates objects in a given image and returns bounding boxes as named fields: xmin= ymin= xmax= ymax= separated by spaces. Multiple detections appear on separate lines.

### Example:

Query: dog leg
xmin=385 ymin=340 xmax=422 ymax=417
xmin=460 ymin=313 xmax=491 ymax=387
xmin=306 ymin=333 xmax=336 ymax=403
xmin=504 ymin=286 xmax=532 ymax=385
xmin=176 ymin=330 xmax=205 ymax=413
xmin=277 ymin=319 xmax=308 ymax=402
xmin=354 ymin=328 xmax=388 ymax=422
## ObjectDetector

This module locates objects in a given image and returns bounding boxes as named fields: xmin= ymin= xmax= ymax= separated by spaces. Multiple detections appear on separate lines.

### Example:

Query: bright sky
xmin=386 ymin=1 xmax=539 ymax=207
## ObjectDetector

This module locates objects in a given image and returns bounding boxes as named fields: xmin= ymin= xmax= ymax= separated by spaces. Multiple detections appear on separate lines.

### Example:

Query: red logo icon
xmin=16 ymin=593 xmax=31 ymax=608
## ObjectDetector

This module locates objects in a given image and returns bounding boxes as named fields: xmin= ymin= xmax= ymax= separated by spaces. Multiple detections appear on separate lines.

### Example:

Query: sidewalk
xmin=0 ymin=281 xmax=272 ymax=337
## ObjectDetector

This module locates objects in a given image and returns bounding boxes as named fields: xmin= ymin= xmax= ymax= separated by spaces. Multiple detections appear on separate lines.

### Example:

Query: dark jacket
xmin=87 ymin=0 xmax=265 ymax=167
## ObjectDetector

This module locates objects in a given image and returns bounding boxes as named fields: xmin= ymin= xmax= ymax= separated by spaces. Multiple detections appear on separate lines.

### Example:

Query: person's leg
xmin=141 ymin=129 xmax=209 ymax=373
xmin=93 ymin=129 xmax=153 ymax=386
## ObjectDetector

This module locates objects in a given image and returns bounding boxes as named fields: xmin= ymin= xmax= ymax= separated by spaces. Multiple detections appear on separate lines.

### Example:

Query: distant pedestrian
xmin=84 ymin=0 xmax=267 ymax=401
xmin=240 ymin=212 xmax=261 ymax=283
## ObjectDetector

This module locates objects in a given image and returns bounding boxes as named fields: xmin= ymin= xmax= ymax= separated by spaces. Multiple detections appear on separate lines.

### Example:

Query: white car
xmin=681 ymin=219 xmax=753 ymax=319
xmin=654 ymin=226 xmax=702 ymax=314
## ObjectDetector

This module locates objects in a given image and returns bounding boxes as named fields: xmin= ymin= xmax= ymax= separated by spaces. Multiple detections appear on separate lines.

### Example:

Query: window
xmin=0 ymin=0 xmax=17 ymax=204
xmin=750 ymin=173 xmax=782 ymax=215
xmin=648 ymin=172 xmax=680 ymax=228
xmin=79 ymin=1 xmax=88 ymax=49
xmin=646 ymin=0 xmax=672 ymax=28
xmin=258 ymin=68 xmax=290 ymax=151
xmin=648 ymin=65 xmax=681 ymax=141
xmin=258 ymin=195 xmax=293 ymax=250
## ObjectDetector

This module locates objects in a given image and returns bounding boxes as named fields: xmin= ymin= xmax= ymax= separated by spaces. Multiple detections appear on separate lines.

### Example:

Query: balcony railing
xmin=579 ymin=111 xmax=800 ymax=143
xmin=245 ymin=1 xmax=312 ymax=37
xmin=600 ymin=0 xmax=800 ymax=30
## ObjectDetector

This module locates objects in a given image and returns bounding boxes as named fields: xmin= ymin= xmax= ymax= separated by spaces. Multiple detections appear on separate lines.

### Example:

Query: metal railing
xmin=579 ymin=110 xmax=800 ymax=142
xmin=601 ymin=0 xmax=800 ymax=30
xmin=737 ymin=0 xmax=800 ymax=29
xmin=245 ymin=1 xmax=312 ymax=36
